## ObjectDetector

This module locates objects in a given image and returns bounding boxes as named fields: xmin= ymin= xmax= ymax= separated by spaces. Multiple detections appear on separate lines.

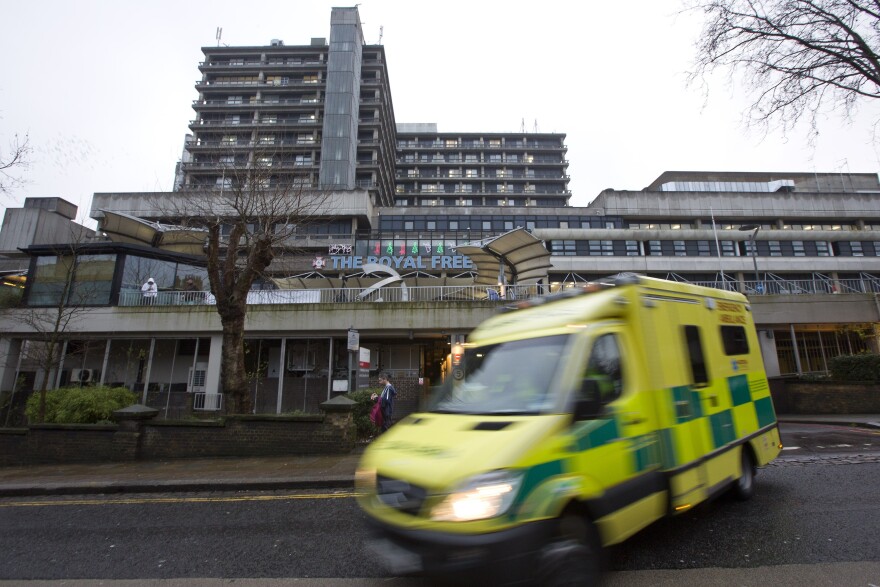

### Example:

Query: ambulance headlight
xmin=431 ymin=470 xmax=523 ymax=522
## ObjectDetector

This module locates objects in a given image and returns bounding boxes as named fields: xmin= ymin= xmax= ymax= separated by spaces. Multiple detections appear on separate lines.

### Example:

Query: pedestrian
xmin=183 ymin=278 xmax=199 ymax=304
xmin=376 ymin=372 xmax=397 ymax=433
xmin=141 ymin=277 xmax=157 ymax=305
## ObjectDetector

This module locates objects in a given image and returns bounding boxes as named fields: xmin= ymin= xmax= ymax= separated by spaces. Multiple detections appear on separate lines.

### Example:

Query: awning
xmin=99 ymin=210 xmax=207 ymax=254
xmin=455 ymin=227 xmax=551 ymax=286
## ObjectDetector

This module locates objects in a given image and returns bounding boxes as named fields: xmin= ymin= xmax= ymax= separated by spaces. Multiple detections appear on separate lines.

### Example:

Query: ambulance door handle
xmin=621 ymin=415 xmax=645 ymax=426
xmin=706 ymin=394 xmax=719 ymax=407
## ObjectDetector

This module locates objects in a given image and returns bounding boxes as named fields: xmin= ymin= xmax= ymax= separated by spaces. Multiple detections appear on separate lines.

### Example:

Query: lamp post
xmin=738 ymin=224 xmax=761 ymax=293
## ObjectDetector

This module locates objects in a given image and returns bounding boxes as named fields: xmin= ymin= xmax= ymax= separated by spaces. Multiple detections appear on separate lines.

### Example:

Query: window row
xmin=398 ymin=153 xmax=563 ymax=164
xmin=547 ymin=240 xmax=880 ymax=257
xmin=378 ymin=216 xmax=623 ymax=231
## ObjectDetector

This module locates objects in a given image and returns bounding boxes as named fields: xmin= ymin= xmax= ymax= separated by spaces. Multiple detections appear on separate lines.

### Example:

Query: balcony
xmin=115 ymin=276 xmax=880 ymax=308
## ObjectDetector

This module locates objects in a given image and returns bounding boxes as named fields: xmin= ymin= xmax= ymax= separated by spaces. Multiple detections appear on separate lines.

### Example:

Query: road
xmin=0 ymin=423 xmax=877 ymax=585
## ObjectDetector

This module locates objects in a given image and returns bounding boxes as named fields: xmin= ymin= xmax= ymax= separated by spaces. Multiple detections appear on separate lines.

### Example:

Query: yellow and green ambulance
xmin=356 ymin=275 xmax=781 ymax=585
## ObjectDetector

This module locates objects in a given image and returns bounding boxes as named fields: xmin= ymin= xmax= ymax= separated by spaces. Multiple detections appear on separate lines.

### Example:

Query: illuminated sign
xmin=329 ymin=255 xmax=474 ymax=270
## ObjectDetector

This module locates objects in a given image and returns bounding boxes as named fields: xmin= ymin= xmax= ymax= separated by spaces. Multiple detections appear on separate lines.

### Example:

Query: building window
xmin=427 ymin=221 xmax=436 ymax=230
xmin=588 ymin=240 xmax=613 ymax=256
xmin=649 ymin=241 xmax=662 ymax=256
xmin=850 ymin=242 xmax=864 ymax=256
xmin=559 ymin=221 xmax=569 ymax=229
xmin=792 ymin=241 xmax=805 ymax=256
xmin=404 ymin=221 xmax=414 ymax=230
xmin=697 ymin=241 xmax=711 ymax=256
xmin=673 ymin=241 xmax=686 ymax=256
xmin=482 ymin=221 xmax=491 ymax=230
xmin=294 ymin=155 xmax=311 ymax=166
xmin=626 ymin=241 xmax=640 ymax=256
xmin=450 ymin=221 xmax=459 ymax=230
xmin=720 ymin=241 xmax=737 ymax=256
xmin=768 ymin=241 xmax=782 ymax=256
xmin=816 ymin=241 xmax=831 ymax=256
xmin=551 ymin=240 xmax=576 ymax=256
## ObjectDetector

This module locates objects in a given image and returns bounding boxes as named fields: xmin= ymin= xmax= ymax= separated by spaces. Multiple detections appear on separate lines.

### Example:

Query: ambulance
xmin=355 ymin=275 xmax=781 ymax=585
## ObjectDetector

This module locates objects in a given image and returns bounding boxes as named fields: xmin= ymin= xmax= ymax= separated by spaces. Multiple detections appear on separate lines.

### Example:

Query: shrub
xmin=346 ymin=387 xmax=382 ymax=440
xmin=829 ymin=353 xmax=880 ymax=382
xmin=0 ymin=287 xmax=22 ymax=308
xmin=25 ymin=385 xmax=138 ymax=424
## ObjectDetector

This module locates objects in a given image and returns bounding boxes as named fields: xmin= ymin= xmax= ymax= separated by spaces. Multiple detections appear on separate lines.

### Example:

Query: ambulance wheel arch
xmin=536 ymin=503 xmax=603 ymax=586
xmin=733 ymin=444 xmax=758 ymax=500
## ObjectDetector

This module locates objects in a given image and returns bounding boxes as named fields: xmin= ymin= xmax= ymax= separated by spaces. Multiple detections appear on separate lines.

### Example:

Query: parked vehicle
xmin=356 ymin=274 xmax=782 ymax=585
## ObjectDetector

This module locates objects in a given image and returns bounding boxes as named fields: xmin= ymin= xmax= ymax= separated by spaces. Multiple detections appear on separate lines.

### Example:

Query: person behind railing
xmin=141 ymin=278 xmax=157 ymax=305
xmin=183 ymin=278 xmax=202 ymax=304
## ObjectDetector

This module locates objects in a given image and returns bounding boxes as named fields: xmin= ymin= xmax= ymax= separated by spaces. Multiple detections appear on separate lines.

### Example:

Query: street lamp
xmin=738 ymin=224 xmax=761 ymax=293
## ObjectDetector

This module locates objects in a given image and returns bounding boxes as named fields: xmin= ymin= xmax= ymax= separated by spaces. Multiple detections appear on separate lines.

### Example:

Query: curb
xmin=777 ymin=418 xmax=880 ymax=430
xmin=0 ymin=477 xmax=356 ymax=498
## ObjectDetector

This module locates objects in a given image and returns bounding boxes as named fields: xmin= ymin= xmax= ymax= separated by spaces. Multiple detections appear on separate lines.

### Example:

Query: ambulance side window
xmin=684 ymin=325 xmax=709 ymax=387
xmin=583 ymin=334 xmax=624 ymax=404
xmin=720 ymin=325 xmax=750 ymax=355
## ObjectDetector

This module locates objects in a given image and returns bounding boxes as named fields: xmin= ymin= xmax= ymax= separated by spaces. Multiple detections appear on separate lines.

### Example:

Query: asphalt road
xmin=0 ymin=424 xmax=878 ymax=585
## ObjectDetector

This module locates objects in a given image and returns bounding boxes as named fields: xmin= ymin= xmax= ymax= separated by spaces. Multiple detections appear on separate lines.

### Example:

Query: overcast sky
xmin=2 ymin=0 xmax=879 ymax=226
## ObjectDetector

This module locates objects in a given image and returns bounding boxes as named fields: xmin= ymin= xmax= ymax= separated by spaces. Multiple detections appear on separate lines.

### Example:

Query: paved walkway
xmin=0 ymin=415 xmax=876 ymax=497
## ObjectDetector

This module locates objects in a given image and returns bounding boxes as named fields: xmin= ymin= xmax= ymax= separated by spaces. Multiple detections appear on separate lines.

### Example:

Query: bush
xmin=0 ymin=287 xmax=22 ymax=308
xmin=829 ymin=353 xmax=880 ymax=382
xmin=346 ymin=387 xmax=382 ymax=440
xmin=25 ymin=385 xmax=138 ymax=424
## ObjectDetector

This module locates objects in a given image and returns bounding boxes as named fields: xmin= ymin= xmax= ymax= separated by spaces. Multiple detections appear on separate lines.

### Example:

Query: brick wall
xmin=769 ymin=379 xmax=880 ymax=414
xmin=0 ymin=407 xmax=355 ymax=467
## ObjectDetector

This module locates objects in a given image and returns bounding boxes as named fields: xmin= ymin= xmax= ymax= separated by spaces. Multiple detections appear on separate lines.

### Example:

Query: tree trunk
xmin=220 ymin=315 xmax=251 ymax=414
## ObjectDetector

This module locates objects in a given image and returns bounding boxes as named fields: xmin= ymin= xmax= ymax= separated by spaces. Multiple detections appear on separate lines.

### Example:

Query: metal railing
xmin=116 ymin=277 xmax=880 ymax=308
xmin=118 ymin=284 xmax=541 ymax=307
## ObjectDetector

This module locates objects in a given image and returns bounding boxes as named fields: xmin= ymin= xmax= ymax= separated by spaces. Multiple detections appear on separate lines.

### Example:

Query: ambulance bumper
xmin=365 ymin=516 xmax=556 ymax=585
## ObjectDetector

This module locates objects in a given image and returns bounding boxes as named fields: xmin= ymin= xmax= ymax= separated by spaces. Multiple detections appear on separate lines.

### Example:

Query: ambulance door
xmin=643 ymin=297 xmax=711 ymax=512
xmin=575 ymin=327 xmax=666 ymax=543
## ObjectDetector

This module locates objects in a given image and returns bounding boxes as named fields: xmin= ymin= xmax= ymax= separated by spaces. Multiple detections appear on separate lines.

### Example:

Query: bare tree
xmin=10 ymin=236 xmax=106 ymax=422
xmin=687 ymin=0 xmax=880 ymax=136
xmin=161 ymin=152 xmax=331 ymax=414
xmin=0 ymin=132 xmax=31 ymax=197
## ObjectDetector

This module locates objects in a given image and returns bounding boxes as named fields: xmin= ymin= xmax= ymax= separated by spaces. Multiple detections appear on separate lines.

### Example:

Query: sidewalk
xmin=0 ymin=415 xmax=877 ymax=498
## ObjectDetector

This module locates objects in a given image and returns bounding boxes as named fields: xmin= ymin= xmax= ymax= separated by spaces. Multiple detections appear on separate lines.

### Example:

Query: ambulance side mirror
xmin=574 ymin=379 xmax=603 ymax=420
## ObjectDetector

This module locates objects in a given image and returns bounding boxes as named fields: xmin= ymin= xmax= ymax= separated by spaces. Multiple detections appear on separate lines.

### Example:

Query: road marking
xmin=782 ymin=446 xmax=801 ymax=450
xmin=0 ymin=491 xmax=361 ymax=508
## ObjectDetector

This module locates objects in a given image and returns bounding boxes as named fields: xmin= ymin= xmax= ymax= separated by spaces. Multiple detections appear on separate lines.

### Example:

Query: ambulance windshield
xmin=431 ymin=335 xmax=568 ymax=415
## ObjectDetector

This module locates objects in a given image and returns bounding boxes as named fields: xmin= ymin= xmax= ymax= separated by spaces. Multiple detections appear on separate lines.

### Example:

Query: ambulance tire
xmin=536 ymin=513 xmax=602 ymax=586
xmin=733 ymin=449 xmax=756 ymax=501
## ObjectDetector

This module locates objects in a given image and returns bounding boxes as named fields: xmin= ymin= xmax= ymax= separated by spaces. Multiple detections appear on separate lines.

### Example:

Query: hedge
xmin=829 ymin=353 xmax=880 ymax=382
xmin=25 ymin=385 xmax=138 ymax=424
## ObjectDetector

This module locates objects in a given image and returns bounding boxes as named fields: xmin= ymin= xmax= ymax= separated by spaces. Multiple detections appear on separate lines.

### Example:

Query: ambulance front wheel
xmin=536 ymin=512 xmax=602 ymax=586
xmin=733 ymin=449 xmax=756 ymax=500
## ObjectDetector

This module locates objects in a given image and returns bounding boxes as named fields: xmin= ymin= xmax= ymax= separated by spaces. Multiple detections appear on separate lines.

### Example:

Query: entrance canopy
xmin=455 ymin=227 xmax=552 ymax=286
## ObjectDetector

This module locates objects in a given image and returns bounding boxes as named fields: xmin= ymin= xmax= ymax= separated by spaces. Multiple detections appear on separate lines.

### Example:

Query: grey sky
xmin=2 ymin=0 xmax=878 ymax=227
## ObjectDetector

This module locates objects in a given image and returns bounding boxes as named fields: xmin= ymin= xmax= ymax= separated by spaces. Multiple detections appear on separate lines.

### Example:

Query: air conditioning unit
xmin=71 ymin=369 xmax=98 ymax=383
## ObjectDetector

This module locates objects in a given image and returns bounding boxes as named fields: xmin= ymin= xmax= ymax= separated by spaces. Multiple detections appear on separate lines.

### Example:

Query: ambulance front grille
xmin=376 ymin=475 xmax=428 ymax=515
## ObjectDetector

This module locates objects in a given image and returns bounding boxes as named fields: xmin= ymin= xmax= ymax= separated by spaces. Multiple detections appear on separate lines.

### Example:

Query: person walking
xmin=377 ymin=372 xmax=397 ymax=433
xmin=141 ymin=277 xmax=158 ymax=305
